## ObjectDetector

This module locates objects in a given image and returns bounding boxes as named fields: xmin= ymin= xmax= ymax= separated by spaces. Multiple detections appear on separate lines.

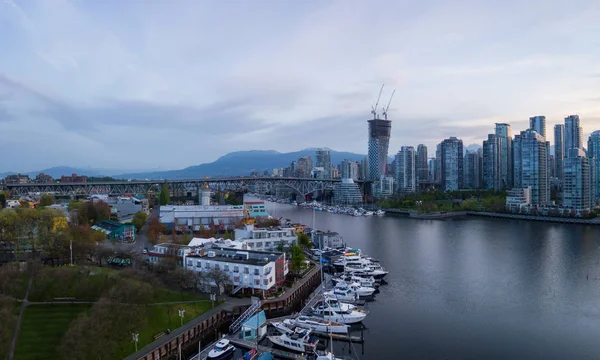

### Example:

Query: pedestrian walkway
xmin=8 ymin=275 xmax=33 ymax=360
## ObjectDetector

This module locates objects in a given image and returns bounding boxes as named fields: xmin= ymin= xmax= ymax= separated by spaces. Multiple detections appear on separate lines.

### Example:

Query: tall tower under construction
xmin=368 ymin=85 xmax=393 ymax=181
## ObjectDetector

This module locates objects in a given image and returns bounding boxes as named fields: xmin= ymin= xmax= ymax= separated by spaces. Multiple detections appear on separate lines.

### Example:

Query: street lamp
xmin=178 ymin=309 xmax=185 ymax=326
xmin=210 ymin=293 xmax=216 ymax=308
xmin=132 ymin=332 xmax=139 ymax=352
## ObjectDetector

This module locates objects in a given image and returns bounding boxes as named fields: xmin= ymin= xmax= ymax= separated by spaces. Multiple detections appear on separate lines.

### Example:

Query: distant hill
xmin=115 ymin=149 xmax=368 ymax=180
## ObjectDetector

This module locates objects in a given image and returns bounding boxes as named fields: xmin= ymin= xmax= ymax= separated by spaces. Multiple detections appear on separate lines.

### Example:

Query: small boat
xmin=364 ymin=211 xmax=374 ymax=216
xmin=267 ymin=326 xmax=319 ymax=353
xmin=376 ymin=210 xmax=385 ymax=216
xmin=208 ymin=339 xmax=235 ymax=359
xmin=283 ymin=316 xmax=349 ymax=334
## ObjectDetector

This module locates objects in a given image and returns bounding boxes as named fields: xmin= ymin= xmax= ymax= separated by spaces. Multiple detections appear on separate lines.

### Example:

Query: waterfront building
xmin=334 ymin=178 xmax=363 ymax=205
xmin=340 ymin=159 xmax=360 ymax=181
xmin=529 ymin=116 xmax=547 ymax=138
xmin=505 ymin=187 xmax=532 ymax=212
xmin=234 ymin=224 xmax=298 ymax=251
xmin=434 ymin=143 xmax=442 ymax=185
xmin=564 ymin=115 xmax=583 ymax=156
xmin=440 ymin=137 xmax=464 ymax=191
xmin=315 ymin=148 xmax=332 ymax=179
xmin=483 ymin=134 xmax=502 ymax=190
xmin=563 ymin=148 xmax=592 ymax=210
xmin=367 ymin=117 xmax=392 ymax=180
xmin=464 ymin=150 xmax=482 ymax=189
xmin=395 ymin=146 xmax=416 ymax=193
xmin=588 ymin=131 xmax=600 ymax=202
xmin=159 ymin=202 xmax=269 ymax=231
xmin=184 ymin=248 xmax=288 ymax=293
xmin=519 ymin=129 xmax=549 ymax=205
xmin=416 ymin=144 xmax=429 ymax=183
xmin=372 ymin=176 xmax=395 ymax=198
xmin=312 ymin=230 xmax=345 ymax=249
xmin=495 ymin=123 xmax=513 ymax=188
xmin=554 ymin=124 xmax=564 ymax=180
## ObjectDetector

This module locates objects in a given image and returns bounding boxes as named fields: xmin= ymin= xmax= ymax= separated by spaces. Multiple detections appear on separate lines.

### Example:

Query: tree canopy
xmin=159 ymin=182 xmax=170 ymax=205
xmin=39 ymin=193 xmax=55 ymax=207
xmin=132 ymin=211 xmax=148 ymax=232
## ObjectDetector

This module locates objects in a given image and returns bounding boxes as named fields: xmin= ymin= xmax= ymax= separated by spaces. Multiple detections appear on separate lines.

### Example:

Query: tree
xmin=16 ymin=208 xmax=40 ymax=256
xmin=0 ymin=192 xmax=6 ymax=208
xmin=159 ymin=182 xmax=170 ymax=205
xmin=297 ymin=233 xmax=312 ymax=250
xmin=290 ymin=244 xmax=306 ymax=277
xmin=277 ymin=240 xmax=285 ymax=252
xmin=39 ymin=193 xmax=54 ymax=207
xmin=147 ymin=217 xmax=166 ymax=245
xmin=205 ymin=268 xmax=232 ymax=296
xmin=132 ymin=211 xmax=148 ymax=232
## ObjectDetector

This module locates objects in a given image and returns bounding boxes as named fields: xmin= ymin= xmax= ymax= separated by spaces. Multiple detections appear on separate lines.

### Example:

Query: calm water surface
xmin=262 ymin=201 xmax=600 ymax=360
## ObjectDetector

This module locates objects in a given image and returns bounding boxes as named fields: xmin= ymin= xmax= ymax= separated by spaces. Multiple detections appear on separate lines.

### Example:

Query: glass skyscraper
xmin=520 ymin=129 xmax=549 ymax=205
xmin=395 ymin=146 xmax=416 ymax=193
xmin=563 ymin=148 xmax=592 ymax=210
xmin=368 ymin=118 xmax=392 ymax=180
xmin=564 ymin=115 xmax=583 ymax=156
xmin=554 ymin=124 xmax=564 ymax=180
xmin=440 ymin=137 xmax=463 ymax=191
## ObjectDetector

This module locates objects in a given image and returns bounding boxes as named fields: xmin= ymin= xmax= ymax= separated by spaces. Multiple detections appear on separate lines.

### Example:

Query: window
xmin=254 ymin=269 xmax=260 ymax=276
xmin=244 ymin=268 xmax=249 ymax=274
xmin=233 ymin=266 xmax=239 ymax=273
xmin=205 ymin=263 xmax=210 ymax=269
xmin=224 ymin=265 xmax=229 ymax=271
xmin=254 ymin=279 xmax=260 ymax=285
xmin=215 ymin=264 xmax=220 ymax=270
xmin=264 ymin=242 xmax=271 ymax=248
xmin=187 ymin=261 xmax=192 ymax=267
xmin=256 ymin=242 xmax=263 ymax=248
xmin=263 ymin=279 xmax=269 ymax=285
xmin=196 ymin=261 xmax=201 ymax=268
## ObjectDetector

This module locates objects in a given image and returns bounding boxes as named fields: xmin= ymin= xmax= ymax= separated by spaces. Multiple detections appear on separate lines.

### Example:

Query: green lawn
xmin=13 ymin=304 xmax=91 ymax=360
xmin=112 ymin=302 xmax=215 ymax=358
xmin=152 ymin=288 xmax=207 ymax=303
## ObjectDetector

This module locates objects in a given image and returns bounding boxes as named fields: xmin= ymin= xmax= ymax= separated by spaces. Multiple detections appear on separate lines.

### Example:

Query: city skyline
xmin=1 ymin=0 xmax=600 ymax=172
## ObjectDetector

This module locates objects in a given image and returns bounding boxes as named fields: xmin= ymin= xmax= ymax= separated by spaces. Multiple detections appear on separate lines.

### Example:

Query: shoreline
xmin=383 ymin=208 xmax=600 ymax=225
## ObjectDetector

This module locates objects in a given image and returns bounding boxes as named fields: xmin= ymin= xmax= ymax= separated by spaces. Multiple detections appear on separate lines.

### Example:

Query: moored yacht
xmin=208 ymin=339 xmax=235 ymax=359
xmin=267 ymin=326 xmax=319 ymax=353
xmin=282 ymin=316 xmax=349 ymax=334
xmin=311 ymin=297 xmax=367 ymax=324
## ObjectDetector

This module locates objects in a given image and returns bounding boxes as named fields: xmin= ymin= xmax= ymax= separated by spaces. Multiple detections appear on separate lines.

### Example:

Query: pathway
xmin=7 ymin=275 xmax=33 ymax=360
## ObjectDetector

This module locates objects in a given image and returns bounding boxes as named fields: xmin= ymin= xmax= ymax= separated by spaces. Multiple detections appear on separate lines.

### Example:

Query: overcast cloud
xmin=1 ymin=0 xmax=600 ymax=172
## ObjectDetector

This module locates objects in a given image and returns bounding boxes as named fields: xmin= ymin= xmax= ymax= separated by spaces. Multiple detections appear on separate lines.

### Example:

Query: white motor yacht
xmin=208 ymin=339 xmax=235 ymax=359
xmin=311 ymin=298 xmax=367 ymax=324
xmin=282 ymin=316 xmax=349 ymax=334
xmin=324 ymin=287 xmax=357 ymax=302
xmin=347 ymin=282 xmax=376 ymax=297
xmin=332 ymin=274 xmax=379 ymax=289
xmin=267 ymin=326 xmax=319 ymax=353
xmin=376 ymin=209 xmax=385 ymax=216
xmin=364 ymin=211 xmax=374 ymax=216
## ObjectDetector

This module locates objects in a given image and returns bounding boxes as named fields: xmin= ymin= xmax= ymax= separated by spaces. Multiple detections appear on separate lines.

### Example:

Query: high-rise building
xmin=434 ymin=143 xmax=442 ymax=185
xmin=495 ymin=123 xmax=513 ymax=188
xmin=587 ymin=131 xmax=600 ymax=202
xmin=563 ymin=148 xmax=592 ymax=210
xmin=564 ymin=115 xmax=583 ymax=156
xmin=440 ymin=137 xmax=463 ymax=191
xmin=519 ymin=129 xmax=549 ymax=205
xmin=513 ymin=134 xmax=522 ymax=187
xmin=548 ymin=155 xmax=556 ymax=179
xmin=296 ymin=156 xmax=312 ymax=178
xmin=416 ymin=144 xmax=429 ymax=184
xmin=483 ymin=134 xmax=502 ymax=190
xmin=464 ymin=150 xmax=482 ymax=189
xmin=428 ymin=158 xmax=435 ymax=182
xmin=395 ymin=146 xmax=416 ymax=193
xmin=340 ymin=159 xmax=360 ymax=181
xmin=315 ymin=148 xmax=332 ymax=179
xmin=554 ymin=124 xmax=564 ymax=180
xmin=360 ymin=157 xmax=368 ymax=180
xmin=529 ymin=115 xmax=547 ymax=138
xmin=368 ymin=118 xmax=392 ymax=180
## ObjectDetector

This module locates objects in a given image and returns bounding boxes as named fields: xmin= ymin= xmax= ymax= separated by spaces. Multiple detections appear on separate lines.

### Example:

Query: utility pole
xmin=132 ymin=332 xmax=139 ymax=352
xmin=178 ymin=309 xmax=185 ymax=326
xmin=70 ymin=238 xmax=73 ymax=266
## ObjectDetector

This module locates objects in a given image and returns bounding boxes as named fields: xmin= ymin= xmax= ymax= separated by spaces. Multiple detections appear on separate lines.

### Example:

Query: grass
xmin=112 ymin=302 xmax=215 ymax=358
xmin=13 ymin=304 xmax=91 ymax=360
xmin=152 ymin=288 xmax=207 ymax=303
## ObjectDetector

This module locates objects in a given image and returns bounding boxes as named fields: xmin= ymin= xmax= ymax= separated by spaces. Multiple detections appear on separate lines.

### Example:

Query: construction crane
xmin=382 ymin=89 xmax=395 ymax=120
xmin=370 ymin=84 xmax=385 ymax=119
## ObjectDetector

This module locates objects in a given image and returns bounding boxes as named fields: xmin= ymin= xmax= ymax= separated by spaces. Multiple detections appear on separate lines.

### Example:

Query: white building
xmin=312 ymin=230 xmax=345 ymax=249
xmin=147 ymin=243 xmax=194 ymax=266
xmin=505 ymin=187 xmax=532 ymax=212
xmin=184 ymin=248 xmax=288 ymax=292
xmin=5 ymin=200 xmax=21 ymax=208
xmin=234 ymin=224 xmax=297 ymax=251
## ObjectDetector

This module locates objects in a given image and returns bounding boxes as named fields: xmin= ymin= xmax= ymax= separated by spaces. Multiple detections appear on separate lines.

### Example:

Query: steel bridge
xmin=0 ymin=177 xmax=365 ymax=198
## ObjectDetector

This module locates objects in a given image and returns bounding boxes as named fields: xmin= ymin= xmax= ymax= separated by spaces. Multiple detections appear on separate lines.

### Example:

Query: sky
xmin=1 ymin=0 xmax=600 ymax=173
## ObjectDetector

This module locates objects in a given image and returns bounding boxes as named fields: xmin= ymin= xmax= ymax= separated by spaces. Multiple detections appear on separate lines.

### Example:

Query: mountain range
xmin=1 ymin=149 xmax=369 ymax=180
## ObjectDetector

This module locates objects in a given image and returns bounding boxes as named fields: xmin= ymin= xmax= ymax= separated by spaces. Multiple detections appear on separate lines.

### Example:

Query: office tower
xmin=440 ymin=137 xmax=464 ymax=191
xmin=587 ymin=131 xmax=600 ymax=202
xmin=416 ymin=144 xmax=429 ymax=183
xmin=564 ymin=115 xmax=583 ymax=156
xmin=368 ymin=118 xmax=392 ymax=180
xmin=435 ymin=143 xmax=442 ymax=184
xmin=340 ymin=159 xmax=360 ymax=181
xmin=428 ymin=158 xmax=435 ymax=182
xmin=296 ymin=156 xmax=312 ymax=178
xmin=315 ymin=148 xmax=332 ymax=179
xmin=483 ymin=134 xmax=502 ymax=190
xmin=495 ymin=123 xmax=513 ymax=188
xmin=563 ymin=148 xmax=592 ymax=210
xmin=554 ymin=124 xmax=564 ymax=180
xmin=464 ymin=150 xmax=482 ymax=189
xmin=395 ymin=146 xmax=416 ymax=193
xmin=519 ymin=129 xmax=549 ymax=205
xmin=513 ymin=134 xmax=522 ymax=187
xmin=529 ymin=115 xmax=547 ymax=138
xmin=360 ymin=157 xmax=368 ymax=180
xmin=548 ymin=155 xmax=556 ymax=179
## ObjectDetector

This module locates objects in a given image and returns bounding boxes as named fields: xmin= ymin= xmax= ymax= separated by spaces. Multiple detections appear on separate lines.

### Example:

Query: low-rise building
xmin=312 ymin=230 xmax=345 ymax=249
xmin=5 ymin=174 xmax=30 ymax=184
xmin=234 ymin=224 xmax=297 ymax=251
xmin=34 ymin=173 xmax=54 ymax=183
xmin=183 ymin=248 xmax=288 ymax=294
xmin=147 ymin=243 xmax=193 ymax=266
xmin=159 ymin=202 xmax=269 ymax=231
xmin=506 ymin=187 xmax=532 ymax=212
xmin=60 ymin=173 xmax=87 ymax=183
xmin=107 ymin=196 xmax=142 ymax=219
xmin=91 ymin=220 xmax=136 ymax=242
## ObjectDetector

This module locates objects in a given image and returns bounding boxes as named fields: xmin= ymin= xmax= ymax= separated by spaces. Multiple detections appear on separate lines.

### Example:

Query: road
xmin=103 ymin=207 xmax=159 ymax=255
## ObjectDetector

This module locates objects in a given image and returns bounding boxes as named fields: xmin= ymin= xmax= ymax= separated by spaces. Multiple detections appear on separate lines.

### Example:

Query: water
xmin=263 ymin=201 xmax=600 ymax=360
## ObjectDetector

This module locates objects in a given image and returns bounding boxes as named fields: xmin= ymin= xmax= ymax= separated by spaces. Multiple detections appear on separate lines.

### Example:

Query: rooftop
xmin=186 ymin=247 xmax=284 ymax=266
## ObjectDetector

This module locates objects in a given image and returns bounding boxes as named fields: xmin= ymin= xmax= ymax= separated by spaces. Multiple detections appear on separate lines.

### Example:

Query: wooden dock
xmin=310 ymin=330 xmax=364 ymax=344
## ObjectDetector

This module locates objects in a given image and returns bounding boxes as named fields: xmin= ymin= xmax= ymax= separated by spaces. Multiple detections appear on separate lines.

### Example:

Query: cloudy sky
xmin=1 ymin=0 xmax=599 ymax=172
